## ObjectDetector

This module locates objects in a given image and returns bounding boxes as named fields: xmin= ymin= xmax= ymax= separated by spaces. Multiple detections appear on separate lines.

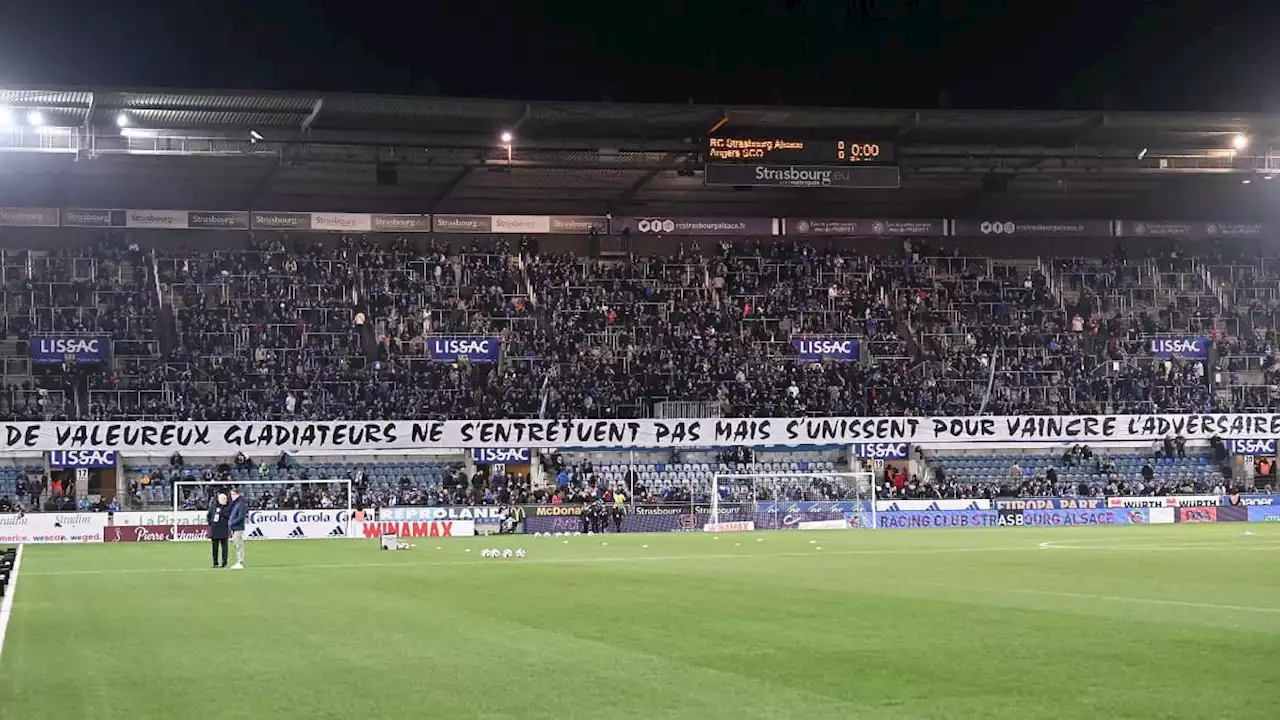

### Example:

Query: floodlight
xmin=116 ymin=113 xmax=129 ymax=128
xmin=0 ymin=107 xmax=12 ymax=127
xmin=1242 ymin=179 xmax=1252 ymax=184
xmin=27 ymin=111 xmax=44 ymax=126
xmin=249 ymin=130 xmax=264 ymax=142
xmin=500 ymin=131 xmax=513 ymax=143
xmin=1233 ymin=134 xmax=1249 ymax=150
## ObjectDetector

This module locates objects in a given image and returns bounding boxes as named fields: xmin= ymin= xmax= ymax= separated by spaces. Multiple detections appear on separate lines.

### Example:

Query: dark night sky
xmin=2 ymin=0 xmax=1279 ymax=111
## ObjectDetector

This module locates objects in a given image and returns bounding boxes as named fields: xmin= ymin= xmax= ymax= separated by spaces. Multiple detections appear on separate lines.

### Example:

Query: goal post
xmin=172 ymin=478 xmax=355 ymax=540
xmin=709 ymin=472 xmax=877 ymax=530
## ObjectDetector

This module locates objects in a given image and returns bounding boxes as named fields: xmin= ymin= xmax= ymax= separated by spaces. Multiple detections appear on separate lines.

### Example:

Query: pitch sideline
xmin=0 ymin=544 xmax=25 ymax=665
xmin=21 ymin=536 xmax=1280 ymax=578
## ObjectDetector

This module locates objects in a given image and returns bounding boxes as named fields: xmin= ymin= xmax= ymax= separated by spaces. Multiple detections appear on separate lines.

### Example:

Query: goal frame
xmin=172 ymin=478 xmax=354 ymax=534
xmin=709 ymin=471 xmax=878 ymax=530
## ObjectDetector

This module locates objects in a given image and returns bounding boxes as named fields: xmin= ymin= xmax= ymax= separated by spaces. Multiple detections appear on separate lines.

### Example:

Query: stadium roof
xmin=2 ymin=86 xmax=1279 ymax=219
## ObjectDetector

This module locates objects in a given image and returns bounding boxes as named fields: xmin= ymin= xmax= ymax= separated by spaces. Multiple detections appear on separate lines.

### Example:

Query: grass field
xmin=2 ymin=525 xmax=1279 ymax=720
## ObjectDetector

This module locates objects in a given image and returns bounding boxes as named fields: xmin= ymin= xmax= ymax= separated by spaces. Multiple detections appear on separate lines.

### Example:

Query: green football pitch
xmin=2 ymin=525 xmax=1279 ymax=720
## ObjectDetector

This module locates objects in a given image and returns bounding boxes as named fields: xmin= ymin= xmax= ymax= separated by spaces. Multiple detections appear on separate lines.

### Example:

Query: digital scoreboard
xmin=706 ymin=136 xmax=896 ymax=166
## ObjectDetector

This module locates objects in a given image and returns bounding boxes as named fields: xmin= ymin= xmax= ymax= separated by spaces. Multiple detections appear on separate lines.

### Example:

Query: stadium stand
xmin=2 ymin=224 xmax=1274 ymax=512
xmin=3 ymin=95 xmax=1280 ymax=514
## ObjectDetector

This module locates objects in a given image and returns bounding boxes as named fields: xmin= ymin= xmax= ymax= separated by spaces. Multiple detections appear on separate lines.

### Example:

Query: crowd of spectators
xmin=4 ymin=233 xmax=1280 ymax=424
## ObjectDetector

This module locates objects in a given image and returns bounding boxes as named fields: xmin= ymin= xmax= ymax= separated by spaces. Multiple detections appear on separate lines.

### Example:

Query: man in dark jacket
xmin=228 ymin=488 xmax=248 ymax=570
xmin=207 ymin=492 xmax=231 ymax=569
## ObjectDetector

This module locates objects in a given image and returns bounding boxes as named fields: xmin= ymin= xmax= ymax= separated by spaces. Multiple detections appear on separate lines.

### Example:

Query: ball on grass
xmin=465 ymin=548 xmax=472 ymax=553
xmin=502 ymin=548 xmax=514 ymax=558
xmin=515 ymin=548 xmax=526 ymax=558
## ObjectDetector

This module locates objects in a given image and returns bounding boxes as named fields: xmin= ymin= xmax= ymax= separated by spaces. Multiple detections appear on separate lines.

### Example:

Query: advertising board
xmin=1106 ymin=495 xmax=1220 ymax=509
xmin=103 ymin=525 xmax=209 ymax=542
xmin=426 ymin=337 xmax=501 ymax=363
xmin=351 ymin=521 xmax=475 ymax=538
xmin=29 ymin=335 xmax=111 ymax=365
xmin=471 ymin=448 xmax=531 ymax=463
xmin=792 ymin=338 xmax=860 ymax=362
xmin=878 ymin=499 xmax=990 ymax=512
xmin=703 ymin=521 xmax=755 ymax=533
xmin=851 ymin=442 xmax=910 ymax=460
xmin=1226 ymin=439 xmax=1276 ymax=456
xmin=993 ymin=497 xmax=1108 ymax=510
xmin=0 ymin=513 xmax=107 ymax=543
xmin=996 ymin=508 xmax=1148 ymax=526
xmin=48 ymin=450 xmax=118 ymax=468
xmin=107 ymin=511 xmax=207 ymax=526
xmin=1148 ymin=338 xmax=1211 ymax=360
xmin=244 ymin=509 xmax=350 ymax=540
xmin=377 ymin=506 xmax=504 ymax=524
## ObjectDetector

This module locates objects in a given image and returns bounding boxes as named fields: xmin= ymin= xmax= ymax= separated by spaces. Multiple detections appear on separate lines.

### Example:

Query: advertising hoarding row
xmin=1 ymin=206 xmax=1272 ymax=239
xmin=7 ymin=494 xmax=1280 ymax=544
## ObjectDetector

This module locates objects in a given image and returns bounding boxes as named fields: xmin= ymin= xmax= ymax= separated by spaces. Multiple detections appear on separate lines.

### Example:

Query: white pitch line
xmin=21 ymin=544 xmax=1058 ymax=577
xmin=0 ymin=544 xmax=25 ymax=666
xmin=1040 ymin=540 xmax=1280 ymax=551
xmin=967 ymin=584 xmax=1280 ymax=615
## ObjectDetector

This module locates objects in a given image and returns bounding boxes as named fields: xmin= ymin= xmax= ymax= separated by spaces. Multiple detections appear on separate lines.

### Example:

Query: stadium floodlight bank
xmin=709 ymin=472 xmax=877 ymax=531
xmin=172 ymin=479 xmax=354 ymax=538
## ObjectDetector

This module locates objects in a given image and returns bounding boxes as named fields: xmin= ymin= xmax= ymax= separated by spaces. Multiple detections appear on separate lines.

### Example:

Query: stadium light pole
xmin=500 ymin=131 xmax=514 ymax=163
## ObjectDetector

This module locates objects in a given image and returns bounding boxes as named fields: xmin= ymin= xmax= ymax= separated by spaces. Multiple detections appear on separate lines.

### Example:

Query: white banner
xmin=310 ymin=212 xmax=372 ymax=232
xmin=377 ymin=506 xmax=503 ymax=523
xmin=703 ymin=521 xmax=755 ymax=533
xmin=0 ymin=513 xmax=106 ymax=543
xmin=244 ymin=509 xmax=350 ymax=540
xmin=1 ymin=414 xmax=1279 ymax=454
xmin=876 ymin=499 xmax=992 ymax=512
xmin=798 ymin=519 xmax=849 ymax=530
xmin=126 ymin=209 xmax=188 ymax=228
xmin=352 ymin=520 xmax=476 ymax=539
xmin=247 ymin=520 xmax=348 ymax=540
xmin=108 ymin=509 xmax=353 ymax=540
xmin=107 ymin=511 xmax=206 ymax=526
xmin=1106 ymin=495 xmax=1221 ymax=509
xmin=491 ymin=215 xmax=551 ymax=233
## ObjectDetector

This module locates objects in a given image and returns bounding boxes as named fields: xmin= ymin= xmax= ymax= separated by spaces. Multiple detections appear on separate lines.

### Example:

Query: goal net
xmin=173 ymin=479 xmax=354 ymax=540
xmin=709 ymin=472 xmax=877 ymax=531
